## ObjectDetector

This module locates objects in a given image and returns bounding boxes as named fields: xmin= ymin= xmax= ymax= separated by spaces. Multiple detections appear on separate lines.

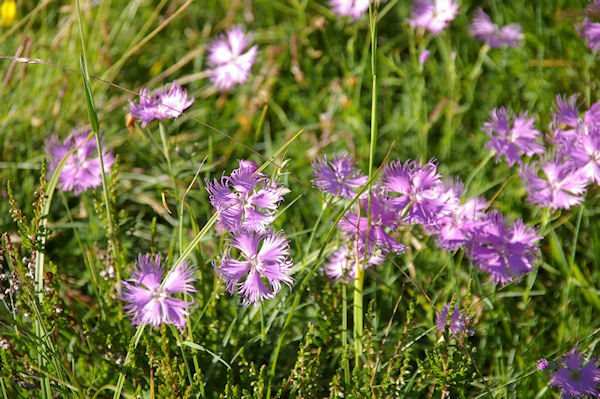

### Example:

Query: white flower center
xmin=248 ymin=254 xmax=265 ymax=274
xmin=149 ymin=286 xmax=167 ymax=302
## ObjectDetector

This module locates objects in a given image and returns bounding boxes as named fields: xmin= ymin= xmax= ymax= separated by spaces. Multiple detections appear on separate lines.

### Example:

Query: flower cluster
xmin=45 ymin=129 xmax=114 ymax=195
xmin=207 ymin=160 xmax=294 ymax=305
xmin=121 ymin=253 xmax=197 ymax=328
xmin=127 ymin=81 xmax=194 ymax=128
xmin=470 ymin=9 xmax=524 ymax=48
xmin=485 ymin=94 xmax=600 ymax=210
xmin=206 ymin=26 xmax=258 ymax=91
xmin=435 ymin=302 xmax=473 ymax=337
xmin=312 ymin=153 xmax=541 ymax=286
xmin=538 ymin=347 xmax=600 ymax=398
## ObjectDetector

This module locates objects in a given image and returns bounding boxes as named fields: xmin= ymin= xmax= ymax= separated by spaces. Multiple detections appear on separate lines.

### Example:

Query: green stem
xmin=94 ymin=130 xmax=121 ymax=284
xmin=354 ymin=0 xmax=378 ymax=371
xmin=260 ymin=302 xmax=266 ymax=343
xmin=342 ymin=280 xmax=350 ymax=386
xmin=158 ymin=122 xmax=182 ymax=255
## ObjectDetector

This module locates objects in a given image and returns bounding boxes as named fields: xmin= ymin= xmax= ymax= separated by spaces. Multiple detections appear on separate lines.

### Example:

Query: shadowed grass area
xmin=1 ymin=0 xmax=599 ymax=397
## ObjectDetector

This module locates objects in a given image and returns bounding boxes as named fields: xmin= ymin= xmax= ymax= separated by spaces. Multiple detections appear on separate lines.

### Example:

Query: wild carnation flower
xmin=466 ymin=211 xmax=541 ymax=285
xmin=127 ymin=82 xmax=194 ymax=127
xmin=311 ymin=153 xmax=367 ymax=198
xmin=121 ymin=253 xmax=197 ymax=327
xmin=339 ymin=193 xmax=406 ymax=255
xmin=324 ymin=238 xmax=385 ymax=282
xmin=567 ymin=131 xmax=600 ymax=184
xmin=549 ymin=347 xmax=600 ymax=398
xmin=470 ymin=10 xmax=524 ymax=48
xmin=578 ymin=0 xmax=600 ymax=54
xmin=553 ymin=94 xmax=582 ymax=129
xmin=205 ymin=160 xmax=288 ymax=233
xmin=379 ymin=158 xmax=448 ymax=227
xmin=207 ymin=25 xmax=258 ymax=91
xmin=433 ymin=180 xmax=487 ymax=251
xmin=520 ymin=157 xmax=588 ymax=210
xmin=483 ymin=107 xmax=544 ymax=167
xmin=407 ymin=0 xmax=459 ymax=35
xmin=216 ymin=229 xmax=294 ymax=305
xmin=436 ymin=303 xmax=473 ymax=336
xmin=328 ymin=0 xmax=373 ymax=21
xmin=45 ymin=129 xmax=114 ymax=195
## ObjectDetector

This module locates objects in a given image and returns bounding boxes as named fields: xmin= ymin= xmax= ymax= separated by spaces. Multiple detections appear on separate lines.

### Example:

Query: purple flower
xmin=578 ymin=18 xmax=600 ymax=54
xmin=206 ymin=26 xmax=258 ymax=91
xmin=553 ymin=94 xmax=582 ymax=128
xmin=379 ymin=158 xmax=449 ymax=227
xmin=550 ymin=94 xmax=600 ymax=151
xmin=567 ymin=131 xmax=600 ymax=184
xmin=435 ymin=303 xmax=473 ymax=336
xmin=328 ymin=0 xmax=372 ymax=21
xmin=434 ymin=180 xmax=487 ymax=251
xmin=466 ymin=211 xmax=541 ymax=285
xmin=483 ymin=107 xmax=544 ymax=167
xmin=407 ymin=0 xmax=459 ymax=35
xmin=537 ymin=359 xmax=550 ymax=371
xmin=311 ymin=153 xmax=367 ymax=198
xmin=121 ymin=253 xmax=196 ymax=327
xmin=470 ymin=10 xmax=524 ymax=48
xmin=216 ymin=229 xmax=294 ymax=305
xmin=45 ymin=129 xmax=114 ymax=195
xmin=324 ymin=239 xmax=384 ymax=282
xmin=339 ymin=193 xmax=406 ymax=255
xmin=549 ymin=347 xmax=600 ymax=398
xmin=205 ymin=160 xmax=288 ymax=233
xmin=127 ymin=82 xmax=194 ymax=127
xmin=520 ymin=157 xmax=588 ymax=210
xmin=418 ymin=49 xmax=431 ymax=64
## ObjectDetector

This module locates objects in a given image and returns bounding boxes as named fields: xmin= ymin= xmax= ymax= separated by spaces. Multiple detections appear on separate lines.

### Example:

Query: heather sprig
xmin=436 ymin=302 xmax=473 ymax=337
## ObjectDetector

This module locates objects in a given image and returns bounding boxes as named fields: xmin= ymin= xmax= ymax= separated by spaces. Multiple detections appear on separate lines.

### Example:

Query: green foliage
xmin=1 ymin=0 xmax=600 ymax=398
